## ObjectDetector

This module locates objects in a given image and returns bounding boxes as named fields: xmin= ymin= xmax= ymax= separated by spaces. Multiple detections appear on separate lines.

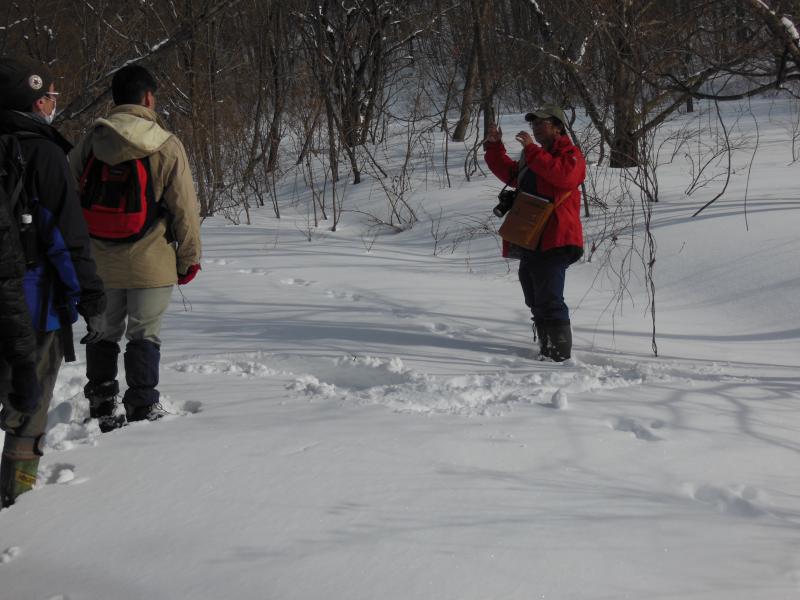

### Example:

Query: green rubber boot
xmin=0 ymin=435 xmax=41 ymax=508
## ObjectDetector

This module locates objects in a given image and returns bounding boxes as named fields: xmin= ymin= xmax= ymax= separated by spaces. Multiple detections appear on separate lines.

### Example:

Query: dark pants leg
xmin=84 ymin=340 xmax=121 ymax=404
xmin=123 ymin=340 xmax=160 ymax=408
xmin=519 ymin=251 xmax=573 ymax=360
xmin=518 ymin=250 xmax=571 ymax=322
xmin=85 ymin=288 xmax=126 ymax=402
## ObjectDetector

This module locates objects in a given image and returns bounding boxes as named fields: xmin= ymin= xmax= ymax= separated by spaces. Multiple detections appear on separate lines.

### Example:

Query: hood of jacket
xmin=89 ymin=104 xmax=172 ymax=164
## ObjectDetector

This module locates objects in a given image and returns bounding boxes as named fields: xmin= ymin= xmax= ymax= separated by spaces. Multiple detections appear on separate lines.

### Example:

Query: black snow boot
xmin=545 ymin=320 xmax=572 ymax=362
xmin=84 ymin=380 xmax=124 ymax=432
xmin=125 ymin=402 xmax=168 ymax=423
xmin=533 ymin=318 xmax=550 ymax=360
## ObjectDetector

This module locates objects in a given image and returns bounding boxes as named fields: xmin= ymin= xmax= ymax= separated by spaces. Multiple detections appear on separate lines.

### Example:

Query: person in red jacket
xmin=484 ymin=104 xmax=585 ymax=361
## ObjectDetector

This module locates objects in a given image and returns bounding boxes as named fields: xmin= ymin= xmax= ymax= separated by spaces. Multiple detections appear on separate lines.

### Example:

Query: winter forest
xmin=3 ymin=1 xmax=800 ymax=599
xmin=4 ymin=0 xmax=798 ymax=220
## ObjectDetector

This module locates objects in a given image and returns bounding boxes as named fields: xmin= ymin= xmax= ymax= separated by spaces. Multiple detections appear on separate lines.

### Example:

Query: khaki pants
xmin=102 ymin=286 xmax=174 ymax=345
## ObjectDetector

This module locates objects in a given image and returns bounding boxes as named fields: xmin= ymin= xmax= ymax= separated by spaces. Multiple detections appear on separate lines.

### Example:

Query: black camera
xmin=493 ymin=189 xmax=516 ymax=218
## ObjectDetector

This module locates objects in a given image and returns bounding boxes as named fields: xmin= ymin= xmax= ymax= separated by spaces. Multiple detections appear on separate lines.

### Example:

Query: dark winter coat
xmin=0 ymin=110 xmax=105 ymax=331
xmin=484 ymin=134 xmax=585 ymax=261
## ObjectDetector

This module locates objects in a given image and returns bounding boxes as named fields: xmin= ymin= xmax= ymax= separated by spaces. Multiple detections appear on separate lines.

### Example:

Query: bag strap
xmin=505 ymin=154 xmax=571 ymax=209
xmin=552 ymin=191 xmax=571 ymax=209
xmin=499 ymin=161 xmax=530 ymax=196
xmin=3 ymin=135 xmax=28 ymax=215
xmin=7 ymin=173 xmax=25 ymax=215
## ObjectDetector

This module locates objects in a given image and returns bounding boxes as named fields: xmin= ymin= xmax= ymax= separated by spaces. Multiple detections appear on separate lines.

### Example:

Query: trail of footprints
xmin=206 ymin=256 xmax=497 ymax=340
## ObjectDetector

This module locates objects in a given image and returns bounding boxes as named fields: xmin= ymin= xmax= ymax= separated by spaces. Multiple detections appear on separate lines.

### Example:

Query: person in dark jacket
xmin=484 ymin=105 xmax=585 ymax=361
xmin=0 ymin=57 xmax=105 ymax=508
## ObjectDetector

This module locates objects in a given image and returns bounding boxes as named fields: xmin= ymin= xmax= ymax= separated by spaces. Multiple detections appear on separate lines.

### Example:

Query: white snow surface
xmin=1 ymin=98 xmax=800 ymax=599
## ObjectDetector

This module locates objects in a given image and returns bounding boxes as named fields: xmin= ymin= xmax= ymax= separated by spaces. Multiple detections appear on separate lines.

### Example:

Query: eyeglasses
xmin=45 ymin=91 xmax=59 ymax=101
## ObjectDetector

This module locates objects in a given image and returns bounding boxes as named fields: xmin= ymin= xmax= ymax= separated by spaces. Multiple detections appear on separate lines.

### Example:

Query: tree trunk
xmin=474 ymin=0 xmax=494 ymax=139
xmin=609 ymin=129 xmax=638 ymax=168
xmin=452 ymin=38 xmax=479 ymax=142
xmin=324 ymin=97 xmax=339 ymax=183
xmin=609 ymin=1 xmax=639 ymax=168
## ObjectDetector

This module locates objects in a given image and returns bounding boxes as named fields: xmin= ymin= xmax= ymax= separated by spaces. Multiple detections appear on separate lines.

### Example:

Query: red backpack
xmin=79 ymin=153 xmax=160 ymax=242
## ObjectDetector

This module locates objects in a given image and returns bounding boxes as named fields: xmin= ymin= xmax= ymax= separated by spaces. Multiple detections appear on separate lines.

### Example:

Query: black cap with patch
xmin=0 ymin=57 xmax=54 ymax=111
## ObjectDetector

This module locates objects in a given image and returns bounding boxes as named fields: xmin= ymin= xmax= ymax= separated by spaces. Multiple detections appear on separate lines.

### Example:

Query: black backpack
xmin=0 ymin=132 xmax=38 ymax=366
xmin=0 ymin=133 xmax=37 ymax=279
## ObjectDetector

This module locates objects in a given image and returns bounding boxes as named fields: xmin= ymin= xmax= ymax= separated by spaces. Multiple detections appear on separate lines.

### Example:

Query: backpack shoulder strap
xmin=0 ymin=134 xmax=29 ymax=215
xmin=79 ymin=151 xmax=97 ymax=188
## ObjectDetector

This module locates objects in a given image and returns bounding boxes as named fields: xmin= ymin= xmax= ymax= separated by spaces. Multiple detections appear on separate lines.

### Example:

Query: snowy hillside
xmin=1 ymin=97 xmax=799 ymax=600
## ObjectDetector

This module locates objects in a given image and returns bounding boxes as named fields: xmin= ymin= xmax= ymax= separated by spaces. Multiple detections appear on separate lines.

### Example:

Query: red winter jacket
xmin=484 ymin=135 xmax=585 ymax=258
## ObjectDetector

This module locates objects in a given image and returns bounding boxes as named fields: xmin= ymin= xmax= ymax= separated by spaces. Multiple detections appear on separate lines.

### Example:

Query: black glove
xmin=80 ymin=314 xmax=105 ymax=345
xmin=8 ymin=362 xmax=41 ymax=415
xmin=77 ymin=291 xmax=107 ymax=319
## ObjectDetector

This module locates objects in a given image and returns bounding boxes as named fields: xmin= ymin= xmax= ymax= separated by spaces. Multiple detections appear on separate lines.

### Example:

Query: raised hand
xmin=485 ymin=123 xmax=502 ymax=143
xmin=515 ymin=130 xmax=534 ymax=148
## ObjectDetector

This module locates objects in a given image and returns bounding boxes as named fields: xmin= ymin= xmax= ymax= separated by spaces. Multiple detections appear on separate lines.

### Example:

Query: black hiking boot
xmin=125 ymin=402 xmax=169 ymax=423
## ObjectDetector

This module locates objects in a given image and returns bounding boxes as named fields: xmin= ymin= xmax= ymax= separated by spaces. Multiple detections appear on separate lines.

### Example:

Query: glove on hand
xmin=80 ymin=314 xmax=105 ymax=345
xmin=8 ymin=362 xmax=41 ymax=415
xmin=178 ymin=263 xmax=201 ymax=285
xmin=77 ymin=291 xmax=107 ymax=318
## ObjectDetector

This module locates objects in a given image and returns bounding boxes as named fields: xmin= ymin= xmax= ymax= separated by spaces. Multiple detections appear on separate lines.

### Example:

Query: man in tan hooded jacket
xmin=69 ymin=65 xmax=201 ymax=429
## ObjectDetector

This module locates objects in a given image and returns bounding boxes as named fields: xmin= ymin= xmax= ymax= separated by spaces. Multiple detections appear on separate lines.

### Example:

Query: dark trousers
xmin=87 ymin=339 xmax=160 ymax=407
xmin=518 ymin=249 xmax=571 ymax=322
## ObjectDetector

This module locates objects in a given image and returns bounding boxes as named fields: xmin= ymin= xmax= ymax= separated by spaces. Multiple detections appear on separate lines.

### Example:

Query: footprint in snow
xmin=41 ymin=463 xmax=87 ymax=486
xmin=0 ymin=547 xmax=21 ymax=565
xmin=686 ymin=483 xmax=766 ymax=518
xmin=482 ymin=354 xmax=524 ymax=368
xmin=235 ymin=268 xmax=268 ymax=275
xmin=612 ymin=417 xmax=663 ymax=441
xmin=325 ymin=290 xmax=362 ymax=301
xmin=151 ymin=395 xmax=202 ymax=418
xmin=425 ymin=322 xmax=461 ymax=337
xmin=280 ymin=278 xmax=315 ymax=286
xmin=170 ymin=357 xmax=280 ymax=378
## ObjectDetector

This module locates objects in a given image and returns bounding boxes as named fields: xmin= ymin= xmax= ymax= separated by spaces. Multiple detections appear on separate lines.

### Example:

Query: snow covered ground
xmin=1 ymin=97 xmax=799 ymax=600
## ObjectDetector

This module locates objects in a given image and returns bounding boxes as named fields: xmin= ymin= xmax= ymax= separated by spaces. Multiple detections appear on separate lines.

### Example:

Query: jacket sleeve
xmin=31 ymin=142 xmax=105 ymax=316
xmin=523 ymin=141 xmax=586 ymax=190
xmin=67 ymin=133 xmax=92 ymax=188
xmin=483 ymin=141 xmax=520 ymax=187
xmin=160 ymin=136 xmax=201 ymax=275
